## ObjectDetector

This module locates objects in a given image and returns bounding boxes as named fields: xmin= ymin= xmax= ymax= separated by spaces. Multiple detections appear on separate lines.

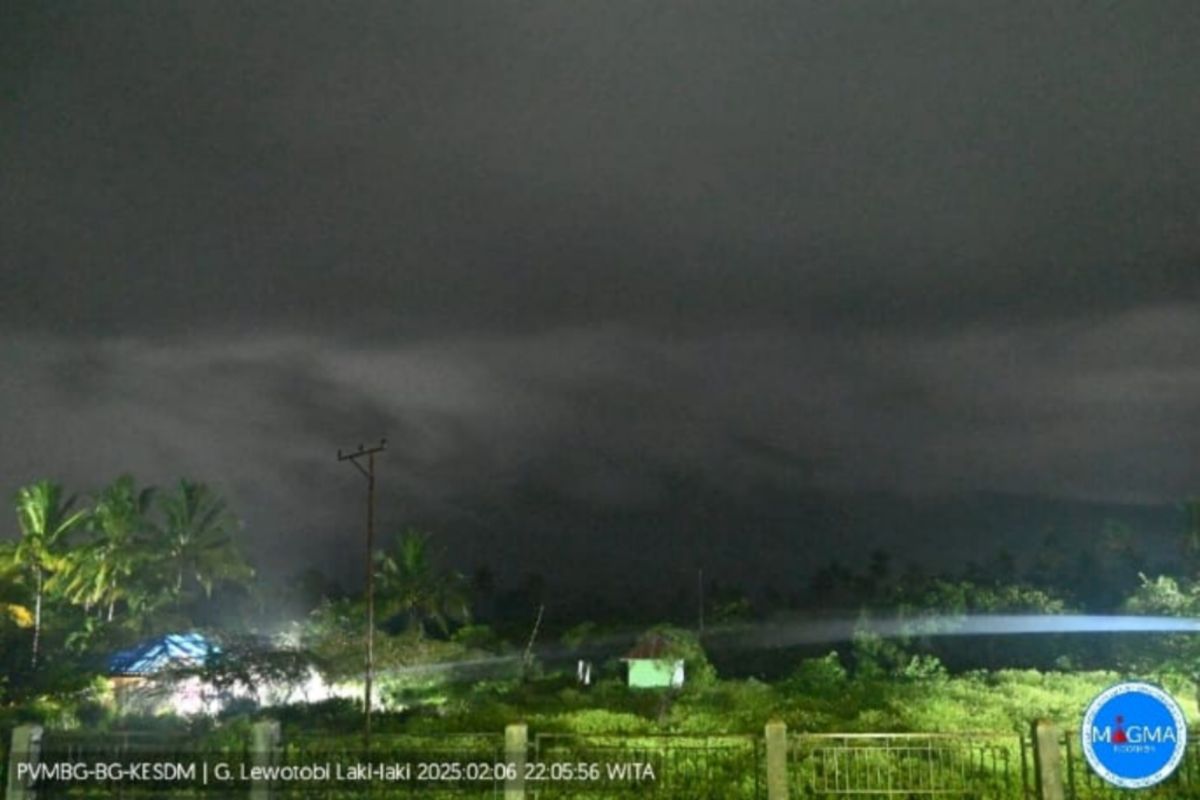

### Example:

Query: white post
xmin=765 ymin=720 xmax=789 ymax=800
xmin=1032 ymin=720 xmax=1065 ymax=800
xmin=505 ymin=723 xmax=527 ymax=800
xmin=6 ymin=725 xmax=42 ymax=800
xmin=249 ymin=719 xmax=281 ymax=800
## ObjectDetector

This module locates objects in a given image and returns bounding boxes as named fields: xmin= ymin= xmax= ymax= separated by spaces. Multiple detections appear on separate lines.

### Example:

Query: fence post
xmin=1031 ymin=720 xmax=1065 ymax=800
xmin=5 ymin=725 xmax=42 ymax=800
xmin=505 ymin=722 xmax=527 ymax=800
xmin=765 ymin=720 xmax=789 ymax=800
xmin=250 ymin=719 xmax=281 ymax=800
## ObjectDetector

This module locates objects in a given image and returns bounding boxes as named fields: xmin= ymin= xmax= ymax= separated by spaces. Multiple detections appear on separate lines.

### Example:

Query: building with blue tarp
xmin=105 ymin=632 xmax=343 ymax=715
xmin=107 ymin=632 xmax=218 ymax=676
xmin=106 ymin=633 xmax=221 ymax=715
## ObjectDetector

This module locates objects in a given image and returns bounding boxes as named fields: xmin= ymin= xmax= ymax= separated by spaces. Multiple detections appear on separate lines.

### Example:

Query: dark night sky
xmin=3 ymin=3 xmax=1198 ymax=592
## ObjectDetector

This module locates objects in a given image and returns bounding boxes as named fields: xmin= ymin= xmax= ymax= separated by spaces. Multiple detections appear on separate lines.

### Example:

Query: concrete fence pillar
xmin=5 ymin=725 xmax=42 ymax=800
xmin=1031 ymin=720 xmax=1065 ymax=800
xmin=765 ymin=720 xmax=789 ymax=800
xmin=505 ymin=722 xmax=527 ymax=800
xmin=249 ymin=719 xmax=281 ymax=800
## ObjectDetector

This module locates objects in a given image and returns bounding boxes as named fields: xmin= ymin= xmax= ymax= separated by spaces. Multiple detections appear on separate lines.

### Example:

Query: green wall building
xmin=622 ymin=634 xmax=685 ymax=689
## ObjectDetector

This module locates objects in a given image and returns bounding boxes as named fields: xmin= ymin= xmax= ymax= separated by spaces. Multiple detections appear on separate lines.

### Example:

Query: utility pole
xmin=337 ymin=438 xmax=387 ymax=749
xmin=697 ymin=567 xmax=705 ymax=637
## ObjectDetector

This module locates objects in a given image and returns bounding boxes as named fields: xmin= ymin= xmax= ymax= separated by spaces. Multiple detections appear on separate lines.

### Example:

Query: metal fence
xmin=33 ymin=729 xmax=248 ymax=798
xmin=22 ymin=730 xmax=508 ymax=799
xmin=277 ymin=732 xmax=505 ymax=798
xmin=21 ymin=723 xmax=1200 ymax=799
xmin=9 ymin=728 xmax=762 ymax=800
xmin=790 ymin=733 xmax=1024 ymax=798
xmin=1055 ymin=730 xmax=1200 ymax=800
xmin=531 ymin=733 xmax=763 ymax=799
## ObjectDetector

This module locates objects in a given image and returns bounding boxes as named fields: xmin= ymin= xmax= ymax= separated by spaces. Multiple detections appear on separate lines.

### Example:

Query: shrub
xmin=785 ymin=652 xmax=848 ymax=695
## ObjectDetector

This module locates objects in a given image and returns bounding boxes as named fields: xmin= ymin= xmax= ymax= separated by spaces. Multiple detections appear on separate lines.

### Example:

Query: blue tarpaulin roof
xmin=107 ymin=632 xmax=218 ymax=676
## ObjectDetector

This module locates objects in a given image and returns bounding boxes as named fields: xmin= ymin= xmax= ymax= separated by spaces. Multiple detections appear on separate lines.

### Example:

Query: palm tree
xmin=58 ymin=475 xmax=155 ymax=624
xmin=12 ymin=481 xmax=89 ymax=666
xmin=155 ymin=479 xmax=253 ymax=604
xmin=375 ymin=530 xmax=470 ymax=637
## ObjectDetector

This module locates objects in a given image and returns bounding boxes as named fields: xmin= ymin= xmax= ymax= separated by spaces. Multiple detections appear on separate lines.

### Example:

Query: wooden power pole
xmin=337 ymin=438 xmax=387 ymax=748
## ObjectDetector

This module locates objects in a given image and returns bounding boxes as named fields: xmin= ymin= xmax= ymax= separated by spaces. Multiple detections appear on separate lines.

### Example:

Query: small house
xmin=621 ymin=633 xmax=685 ymax=689
xmin=107 ymin=632 xmax=220 ymax=715
xmin=106 ymin=632 xmax=351 ymax=715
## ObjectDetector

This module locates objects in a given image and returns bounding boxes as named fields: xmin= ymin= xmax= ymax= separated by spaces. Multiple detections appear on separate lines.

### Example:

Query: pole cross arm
xmin=337 ymin=439 xmax=388 ymax=480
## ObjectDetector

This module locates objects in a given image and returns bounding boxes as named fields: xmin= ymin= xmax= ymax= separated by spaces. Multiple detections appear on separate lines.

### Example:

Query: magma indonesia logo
xmin=1082 ymin=682 xmax=1188 ymax=789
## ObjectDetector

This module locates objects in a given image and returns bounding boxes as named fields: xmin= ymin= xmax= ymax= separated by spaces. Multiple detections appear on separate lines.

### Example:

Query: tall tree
xmin=12 ymin=481 xmax=89 ymax=666
xmin=155 ymin=479 xmax=253 ymax=606
xmin=58 ymin=476 xmax=155 ymax=624
xmin=375 ymin=530 xmax=470 ymax=637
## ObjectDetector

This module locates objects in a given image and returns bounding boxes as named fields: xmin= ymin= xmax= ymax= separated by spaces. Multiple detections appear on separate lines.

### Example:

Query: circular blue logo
xmin=1081 ymin=682 xmax=1187 ymax=789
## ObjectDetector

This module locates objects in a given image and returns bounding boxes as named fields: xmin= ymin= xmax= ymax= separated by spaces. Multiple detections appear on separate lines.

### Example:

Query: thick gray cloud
xmin=2 ymin=2 xmax=1198 ymax=583
xmin=3 ymin=309 xmax=1197 ymax=582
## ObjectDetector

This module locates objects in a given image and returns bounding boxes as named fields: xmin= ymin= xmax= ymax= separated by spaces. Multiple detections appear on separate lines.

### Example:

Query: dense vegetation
xmin=3 ymin=477 xmax=1200 ymax=742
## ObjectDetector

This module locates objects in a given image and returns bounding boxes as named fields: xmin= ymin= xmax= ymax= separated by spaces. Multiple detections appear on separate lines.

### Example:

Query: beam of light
xmin=377 ymin=655 xmax=523 ymax=680
xmin=706 ymin=614 xmax=1200 ymax=651
xmin=365 ymin=615 xmax=1200 ymax=684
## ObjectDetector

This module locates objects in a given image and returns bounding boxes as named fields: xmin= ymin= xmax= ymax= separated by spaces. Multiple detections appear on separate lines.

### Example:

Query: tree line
xmin=3 ymin=475 xmax=477 ymax=704
xmin=4 ymin=477 xmax=253 ymax=674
